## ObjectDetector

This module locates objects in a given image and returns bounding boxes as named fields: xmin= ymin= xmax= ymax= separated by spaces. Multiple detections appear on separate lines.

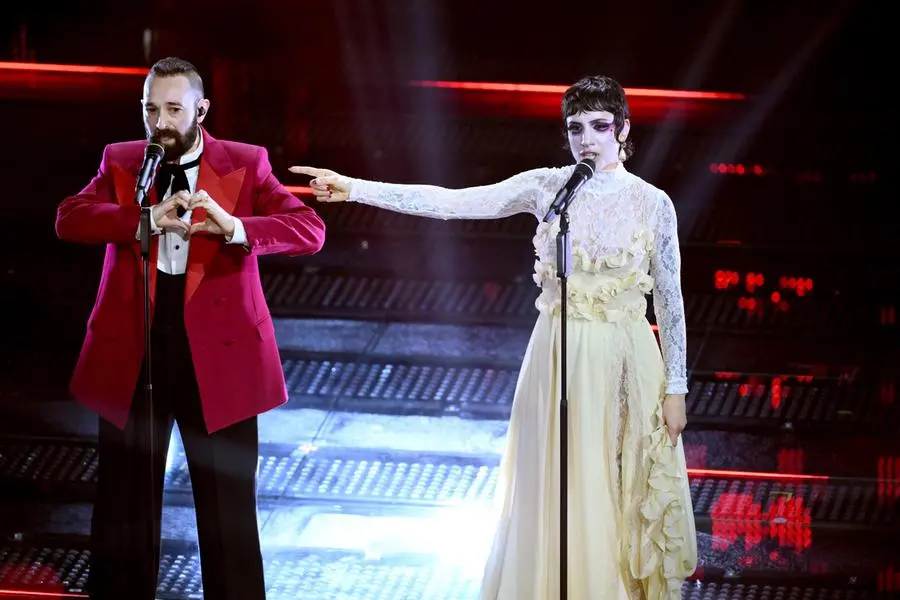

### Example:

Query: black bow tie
xmin=157 ymin=156 xmax=201 ymax=217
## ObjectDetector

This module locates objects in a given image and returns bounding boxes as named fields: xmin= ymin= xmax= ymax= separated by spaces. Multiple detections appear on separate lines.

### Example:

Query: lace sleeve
xmin=345 ymin=168 xmax=554 ymax=220
xmin=649 ymin=189 xmax=689 ymax=395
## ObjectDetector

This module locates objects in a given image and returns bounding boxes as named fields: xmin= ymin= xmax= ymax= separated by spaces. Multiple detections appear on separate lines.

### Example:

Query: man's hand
xmin=188 ymin=190 xmax=236 ymax=238
xmin=151 ymin=191 xmax=191 ymax=236
xmin=662 ymin=393 xmax=687 ymax=445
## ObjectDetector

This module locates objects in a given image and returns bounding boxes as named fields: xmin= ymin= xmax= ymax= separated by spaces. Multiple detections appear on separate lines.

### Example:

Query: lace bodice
xmin=347 ymin=164 xmax=688 ymax=395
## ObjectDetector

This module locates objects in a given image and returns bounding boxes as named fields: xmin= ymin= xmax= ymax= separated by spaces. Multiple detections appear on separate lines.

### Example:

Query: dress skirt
xmin=479 ymin=305 xmax=697 ymax=600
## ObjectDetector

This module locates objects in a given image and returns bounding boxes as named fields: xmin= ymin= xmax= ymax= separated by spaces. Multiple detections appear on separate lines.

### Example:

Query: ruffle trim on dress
xmin=532 ymin=225 xmax=654 ymax=271
xmin=628 ymin=423 xmax=697 ymax=600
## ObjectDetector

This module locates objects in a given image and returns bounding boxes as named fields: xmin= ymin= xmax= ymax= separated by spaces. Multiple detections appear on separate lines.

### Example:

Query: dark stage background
xmin=0 ymin=1 xmax=897 ymax=598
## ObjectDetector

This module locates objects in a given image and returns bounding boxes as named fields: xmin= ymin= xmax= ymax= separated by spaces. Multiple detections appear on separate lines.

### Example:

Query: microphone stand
xmin=555 ymin=206 xmax=571 ymax=600
xmin=136 ymin=183 xmax=157 ymax=581
xmin=542 ymin=157 xmax=593 ymax=600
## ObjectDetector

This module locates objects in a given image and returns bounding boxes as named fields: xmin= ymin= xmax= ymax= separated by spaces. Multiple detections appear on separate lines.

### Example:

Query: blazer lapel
xmin=110 ymin=162 xmax=159 ymax=308
xmin=185 ymin=135 xmax=245 ymax=305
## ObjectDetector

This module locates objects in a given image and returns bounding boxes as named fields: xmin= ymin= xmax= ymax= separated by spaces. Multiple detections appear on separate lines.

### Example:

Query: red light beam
xmin=410 ymin=80 xmax=746 ymax=101
xmin=0 ymin=61 xmax=146 ymax=76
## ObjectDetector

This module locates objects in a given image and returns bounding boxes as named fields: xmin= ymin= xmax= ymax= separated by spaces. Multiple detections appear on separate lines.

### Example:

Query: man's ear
xmin=197 ymin=98 xmax=210 ymax=121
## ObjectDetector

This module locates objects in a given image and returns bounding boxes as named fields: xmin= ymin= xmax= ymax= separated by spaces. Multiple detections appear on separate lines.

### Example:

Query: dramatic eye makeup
xmin=566 ymin=120 xmax=614 ymax=133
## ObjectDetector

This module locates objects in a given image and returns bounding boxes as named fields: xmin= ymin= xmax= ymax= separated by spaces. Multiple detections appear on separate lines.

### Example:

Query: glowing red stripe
xmin=0 ymin=61 xmax=145 ymax=76
xmin=0 ymin=64 xmax=746 ymax=101
xmin=0 ymin=591 xmax=85 ymax=598
xmin=689 ymin=468 xmax=829 ymax=481
xmin=410 ymin=79 xmax=746 ymax=101
xmin=285 ymin=185 xmax=313 ymax=195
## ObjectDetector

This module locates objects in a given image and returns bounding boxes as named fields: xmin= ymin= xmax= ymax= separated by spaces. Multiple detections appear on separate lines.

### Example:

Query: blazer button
xmin=224 ymin=338 xmax=236 ymax=346
xmin=215 ymin=297 xmax=226 ymax=306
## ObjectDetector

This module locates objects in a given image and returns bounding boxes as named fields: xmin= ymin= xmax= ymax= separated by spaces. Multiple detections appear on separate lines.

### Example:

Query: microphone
xmin=135 ymin=137 xmax=165 ymax=207
xmin=542 ymin=158 xmax=596 ymax=223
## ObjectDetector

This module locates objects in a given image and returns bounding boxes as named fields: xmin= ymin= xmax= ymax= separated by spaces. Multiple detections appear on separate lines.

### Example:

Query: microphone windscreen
xmin=145 ymin=135 xmax=165 ymax=159
xmin=576 ymin=158 xmax=596 ymax=178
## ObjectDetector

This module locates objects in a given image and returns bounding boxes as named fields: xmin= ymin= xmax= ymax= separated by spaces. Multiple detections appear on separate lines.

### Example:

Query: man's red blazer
xmin=55 ymin=129 xmax=325 ymax=433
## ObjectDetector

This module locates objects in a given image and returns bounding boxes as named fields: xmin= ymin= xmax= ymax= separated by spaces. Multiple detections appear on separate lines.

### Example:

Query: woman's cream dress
xmin=348 ymin=163 xmax=698 ymax=599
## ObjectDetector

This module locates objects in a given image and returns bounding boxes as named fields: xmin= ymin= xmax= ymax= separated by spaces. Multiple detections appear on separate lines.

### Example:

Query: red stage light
xmin=409 ymin=79 xmax=746 ymax=100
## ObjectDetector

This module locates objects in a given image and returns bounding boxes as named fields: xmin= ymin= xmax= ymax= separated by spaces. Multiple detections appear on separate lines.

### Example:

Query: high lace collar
xmin=594 ymin=160 xmax=626 ymax=177
xmin=586 ymin=161 xmax=632 ymax=194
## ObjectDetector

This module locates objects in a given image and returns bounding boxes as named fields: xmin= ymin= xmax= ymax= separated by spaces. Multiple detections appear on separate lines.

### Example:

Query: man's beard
xmin=148 ymin=117 xmax=200 ymax=161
